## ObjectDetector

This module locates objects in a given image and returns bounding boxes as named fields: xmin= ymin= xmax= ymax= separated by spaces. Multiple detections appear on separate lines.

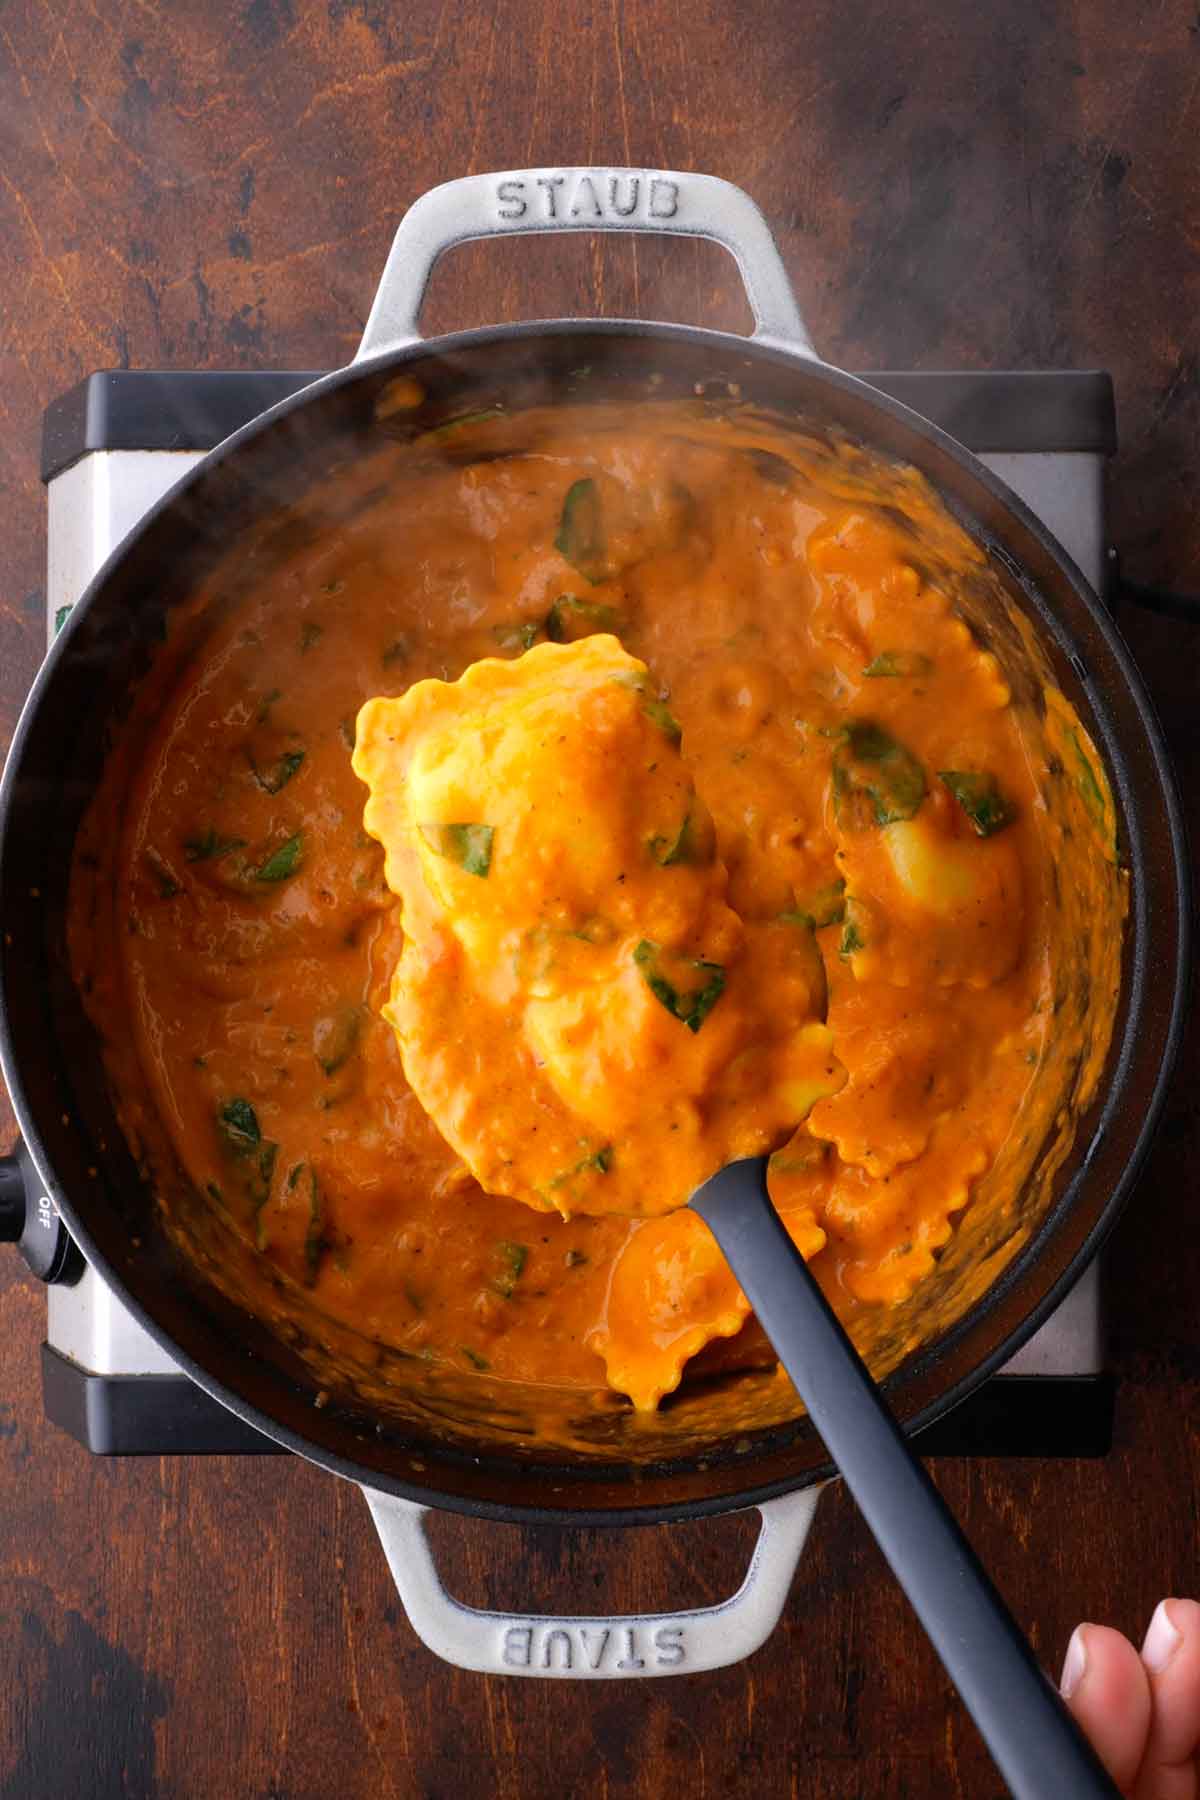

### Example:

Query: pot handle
xmin=360 ymin=1482 xmax=823 ymax=1678
xmin=355 ymin=167 xmax=815 ymax=364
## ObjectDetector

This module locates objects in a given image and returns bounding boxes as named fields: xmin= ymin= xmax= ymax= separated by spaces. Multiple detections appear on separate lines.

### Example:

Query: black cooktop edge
xmin=40 ymin=367 xmax=1117 ymax=484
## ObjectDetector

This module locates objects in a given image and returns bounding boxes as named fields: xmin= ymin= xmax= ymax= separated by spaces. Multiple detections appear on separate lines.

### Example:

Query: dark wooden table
xmin=2 ymin=4 xmax=1198 ymax=1795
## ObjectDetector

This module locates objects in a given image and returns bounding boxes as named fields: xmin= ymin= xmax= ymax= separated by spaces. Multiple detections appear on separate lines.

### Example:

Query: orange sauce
xmin=69 ymin=399 xmax=1125 ymax=1432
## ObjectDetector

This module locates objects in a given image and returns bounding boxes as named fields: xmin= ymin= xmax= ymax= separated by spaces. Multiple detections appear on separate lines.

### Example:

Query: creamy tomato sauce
xmin=69 ymin=398 xmax=1125 ymax=1432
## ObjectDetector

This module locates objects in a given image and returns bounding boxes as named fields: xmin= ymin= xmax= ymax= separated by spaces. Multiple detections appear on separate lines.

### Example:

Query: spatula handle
xmin=692 ymin=1159 xmax=1120 ymax=1800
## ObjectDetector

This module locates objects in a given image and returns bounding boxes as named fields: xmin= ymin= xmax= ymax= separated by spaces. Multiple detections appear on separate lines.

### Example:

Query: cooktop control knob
xmin=0 ymin=1144 xmax=81 ymax=1284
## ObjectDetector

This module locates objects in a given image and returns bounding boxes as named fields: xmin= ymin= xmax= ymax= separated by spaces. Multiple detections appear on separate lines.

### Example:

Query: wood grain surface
xmin=2 ymin=3 xmax=1199 ymax=1795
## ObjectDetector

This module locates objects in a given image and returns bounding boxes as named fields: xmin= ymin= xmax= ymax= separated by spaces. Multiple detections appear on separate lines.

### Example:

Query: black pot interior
xmin=0 ymin=323 xmax=1187 ymax=1525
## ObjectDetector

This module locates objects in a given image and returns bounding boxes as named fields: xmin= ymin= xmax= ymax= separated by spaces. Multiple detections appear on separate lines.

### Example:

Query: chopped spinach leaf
xmin=862 ymin=650 xmax=933 ymax=678
xmin=257 ymin=687 xmax=282 ymax=724
xmin=217 ymin=1098 xmax=277 ymax=1236
xmin=833 ymin=721 xmax=926 ymax=827
xmin=640 ymin=695 xmax=683 ymax=744
xmin=633 ymin=940 xmax=725 ymax=1033
xmin=461 ymin=1346 xmax=491 ymax=1371
xmin=491 ymin=1239 xmax=529 ymax=1298
xmin=218 ymin=1097 xmax=260 ymax=1153
xmin=939 ymin=770 xmax=1015 ymax=837
xmin=545 ymin=594 xmax=619 ymax=643
xmin=184 ymin=828 xmax=246 ymax=863
xmin=554 ymin=478 xmax=606 ymax=582
xmin=429 ymin=407 xmax=504 ymax=436
xmin=648 ymin=814 xmax=690 ymax=867
xmin=254 ymin=833 xmax=304 ymax=883
xmin=649 ymin=809 xmax=712 ymax=868
xmin=419 ymin=822 xmax=494 ymax=878
xmin=1068 ymin=729 xmax=1113 ymax=843
xmin=549 ymin=1144 xmax=614 ymax=1192
xmin=54 ymin=604 xmax=72 ymax=635
xmin=610 ymin=672 xmax=684 ymax=744
xmin=250 ymin=747 xmax=305 ymax=794
xmin=492 ymin=619 xmax=543 ymax=652
xmin=769 ymin=1140 xmax=830 ymax=1177
xmin=839 ymin=897 xmax=867 ymax=960
xmin=780 ymin=878 xmax=846 ymax=931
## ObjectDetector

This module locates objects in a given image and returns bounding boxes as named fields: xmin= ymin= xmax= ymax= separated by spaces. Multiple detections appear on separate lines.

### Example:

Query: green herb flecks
xmin=833 ymin=721 xmax=926 ymax=828
xmin=492 ymin=619 xmax=543 ymax=653
xmin=554 ymin=478 xmax=606 ymax=583
xmin=633 ymin=940 xmax=725 ymax=1033
xmin=564 ymin=1248 xmax=589 ymax=1268
xmin=648 ymin=808 xmax=714 ymax=868
xmin=641 ymin=695 xmax=682 ymax=743
xmin=780 ymin=878 xmax=846 ymax=931
xmin=250 ymin=747 xmax=305 ymax=795
xmin=54 ymin=605 xmax=72 ymax=635
xmin=862 ymin=650 xmax=933 ymax=679
xmin=256 ymin=688 xmax=282 ymax=724
xmin=184 ymin=828 xmax=246 ymax=864
xmin=839 ymin=897 xmax=867 ymax=960
xmin=339 ymin=715 xmax=357 ymax=751
xmin=254 ymin=833 xmax=304 ymax=883
xmin=545 ymin=594 xmax=619 ymax=643
xmin=548 ymin=1144 xmax=614 ymax=1195
xmin=300 ymin=621 xmax=323 ymax=653
xmin=939 ymin=770 xmax=1015 ymax=838
xmin=768 ymin=1139 xmax=830 ymax=1177
xmin=490 ymin=1239 xmax=529 ymax=1299
xmin=381 ymin=636 xmax=411 ymax=668
xmin=428 ymin=408 xmax=504 ymax=437
xmin=1068 ymin=729 xmax=1115 ymax=855
xmin=610 ymin=672 xmax=684 ymax=744
xmin=419 ymin=822 xmax=494 ymax=878
xmin=461 ymin=1346 xmax=491 ymax=1371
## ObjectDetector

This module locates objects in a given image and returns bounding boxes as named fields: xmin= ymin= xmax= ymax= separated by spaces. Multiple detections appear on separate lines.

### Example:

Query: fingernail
xmin=1143 ymin=1600 xmax=1183 ymax=1673
xmin=1061 ymin=1625 xmax=1089 ymax=1698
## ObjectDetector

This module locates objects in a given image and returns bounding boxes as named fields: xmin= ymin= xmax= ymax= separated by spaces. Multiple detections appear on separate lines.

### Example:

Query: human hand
xmin=1061 ymin=1599 xmax=1200 ymax=1797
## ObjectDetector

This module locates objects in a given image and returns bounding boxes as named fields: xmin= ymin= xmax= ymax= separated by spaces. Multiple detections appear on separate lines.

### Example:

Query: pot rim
xmin=1 ymin=317 xmax=1190 ymax=1526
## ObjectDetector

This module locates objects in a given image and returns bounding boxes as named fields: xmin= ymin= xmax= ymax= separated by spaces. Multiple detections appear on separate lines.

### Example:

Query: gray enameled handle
xmin=361 ymin=1484 xmax=823 ymax=1678
xmin=692 ymin=1160 xmax=1121 ymax=1799
xmin=355 ymin=166 xmax=815 ymax=363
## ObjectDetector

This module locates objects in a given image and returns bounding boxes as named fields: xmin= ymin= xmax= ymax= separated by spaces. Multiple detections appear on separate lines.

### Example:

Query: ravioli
xmin=353 ymin=635 xmax=844 ymax=1221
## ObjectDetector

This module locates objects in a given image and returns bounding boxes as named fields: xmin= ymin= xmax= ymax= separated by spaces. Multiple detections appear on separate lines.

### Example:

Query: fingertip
xmin=1061 ymin=1621 xmax=1153 ymax=1792
xmin=1142 ymin=1598 xmax=1185 ymax=1673
xmin=1137 ymin=1595 xmax=1200 ymax=1774
xmin=1061 ymin=1622 xmax=1091 ymax=1699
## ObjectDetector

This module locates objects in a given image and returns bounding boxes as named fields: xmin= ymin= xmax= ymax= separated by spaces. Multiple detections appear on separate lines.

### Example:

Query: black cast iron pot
xmin=0 ymin=168 xmax=1189 ymax=1675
